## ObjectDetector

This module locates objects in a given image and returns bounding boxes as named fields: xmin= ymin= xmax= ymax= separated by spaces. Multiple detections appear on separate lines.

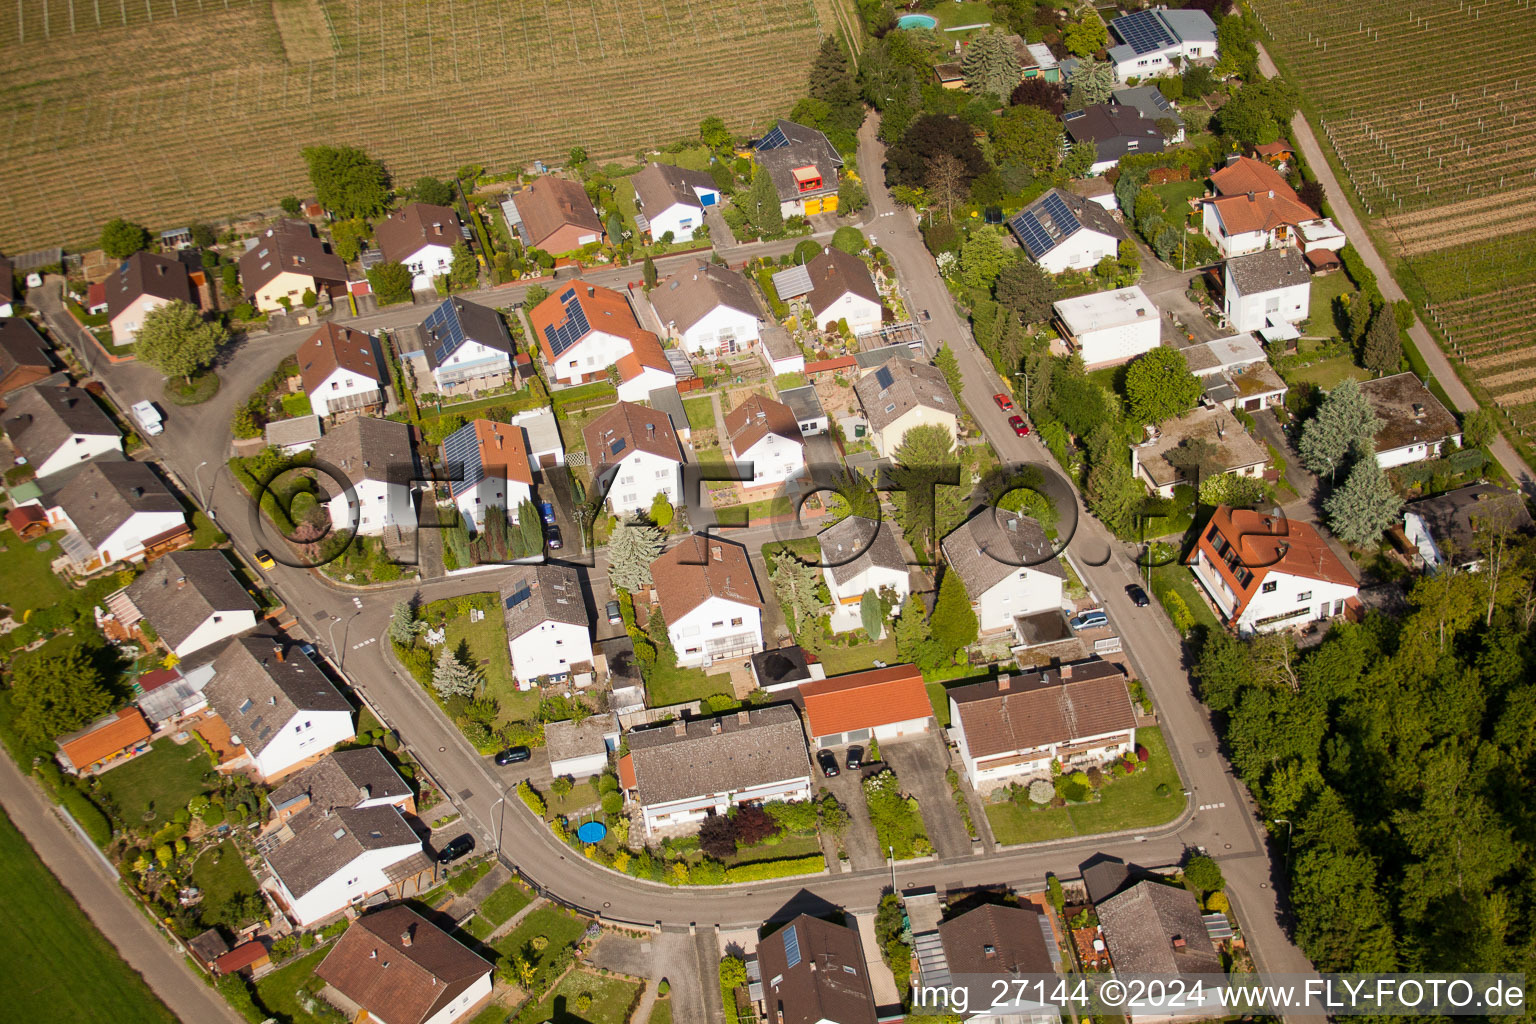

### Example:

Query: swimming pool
xmin=896 ymin=13 xmax=938 ymax=29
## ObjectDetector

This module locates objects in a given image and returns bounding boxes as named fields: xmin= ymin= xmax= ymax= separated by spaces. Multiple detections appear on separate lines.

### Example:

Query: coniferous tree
xmin=961 ymin=32 xmax=1022 ymax=99
xmin=432 ymin=645 xmax=479 ymax=698
xmin=1325 ymin=440 xmax=1402 ymax=546
xmin=606 ymin=516 xmax=664 ymax=592
xmin=1363 ymin=307 xmax=1402 ymax=376
xmin=1299 ymin=379 xmax=1381 ymax=481
xmin=930 ymin=570 xmax=979 ymax=660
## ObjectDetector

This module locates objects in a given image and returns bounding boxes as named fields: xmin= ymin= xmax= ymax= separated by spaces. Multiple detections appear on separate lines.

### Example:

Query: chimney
xmin=737 ymin=710 xmax=751 ymax=726
xmin=176 ymin=575 xmax=187 ymax=589
xmin=672 ymin=720 xmax=687 ymax=737
xmin=1060 ymin=663 xmax=1074 ymax=680
xmin=496 ymin=432 xmax=503 ymax=449
xmin=359 ymin=784 xmax=371 ymax=801
xmin=711 ymin=719 xmax=722 ymax=734
xmin=273 ymin=644 xmax=284 ymax=663
xmin=587 ymin=285 xmax=595 ymax=297
xmin=1171 ymin=935 xmax=1186 ymax=949
xmin=369 ymin=950 xmax=377 ymax=960
xmin=997 ymin=674 xmax=1011 ymax=691
xmin=1247 ymin=191 xmax=1256 ymax=203
xmin=712 ymin=544 xmax=723 ymax=562
xmin=401 ymin=925 xmax=414 ymax=947
xmin=984 ymin=944 xmax=997 ymax=958
xmin=1267 ymin=189 xmax=1275 ymax=199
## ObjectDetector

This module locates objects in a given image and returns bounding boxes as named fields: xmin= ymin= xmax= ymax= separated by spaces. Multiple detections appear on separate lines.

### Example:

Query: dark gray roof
xmin=1223 ymin=247 xmax=1307 ymax=295
xmin=50 ymin=460 xmax=183 ymax=548
xmin=0 ymin=318 xmax=56 ymax=382
xmin=817 ymin=515 xmax=907 ymax=586
xmin=1010 ymin=188 xmax=1126 ymax=258
xmin=265 ymin=803 xmax=418 ymax=899
xmin=0 ymin=257 xmax=15 ymax=304
xmin=756 ymin=123 xmax=843 ymax=204
xmin=1097 ymin=880 xmax=1222 ymax=976
xmin=631 ymin=162 xmax=718 ymax=216
xmin=777 ymin=385 xmax=825 ymax=424
xmin=941 ymin=508 xmax=1065 ymax=600
xmin=852 ymin=357 xmax=956 ymax=432
xmin=649 ymin=261 xmax=760 ymax=336
xmin=239 ymin=219 xmax=348 ymax=294
xmin=203 ymin=635 xmax=353 ymax=756
xmin=1358 ymin=373 xmax=1460 ymax=453
xmin=750 ymin=646 xmax=813 ymax=687
xmin=313 ymin=415 xmax=416 ymax=485
xmin=3 ymin=385 xmax=118 ymax=463
xmin=422 ymin=298 xmax=512 ymax=370
xmin=1111 ymin=86 xmax=1183 ymax=127
xmin=268 ymin=747 xmax=411 ymax=814
xmin=1062 ymin=104 xmax=1166 ymax=162
xmin=626 ymin=704 xmax=810 ymax=806
xmin=500 ymin=563 xmax=589 ymax=640
xmin=854 ymin=345 xmax=914 ymax=370
xmin=1404 ymin=484 xmax=1533 ymax=561
xmin=123 ymin=549 xmax=259 ymax=652
xmin=105 ymin=251 xmax=194 ymax=319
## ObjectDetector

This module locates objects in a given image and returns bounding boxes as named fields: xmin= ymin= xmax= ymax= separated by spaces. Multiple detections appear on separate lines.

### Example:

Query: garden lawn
xmin=934 ymin=0 xmax=994 ymax=29
xmin=657 ymin=146 xmax=715 ymax=172
xmin=0 ymin=530 xmax=72 ymax=616
xmin=189 ymin=510 xmax=225 ymax=548
xmin=714 ymin=495 xmax=792 ymax=527
xmin=643 ymin=660 xmax=735 ymax=708
xmin=546 ymin=780 xmax=600 ymax=818
xmin=280 ymin=393 xmax=313 ymax=417
xmin=683 ymin=396 xmax=717 ymax=431
xmin=816 ymin=635 xmax=898 ymax=676
xmin=1303 ymin=272 xmax=1354 ymax=338
xmin=0 ymin=809 xmax=177 ymax=1024
xmin=190 ymin=841 xmax=260 ymax=917
xmin=984 ymin=728 xmax=1185 ymax=844
xmin=252 ymin=948 xmax=333 ymax=1024
xmin=492 ymin=903 xmax=588 ymax=967
xmin=724 ymin=834 xmax=821 ymax=866
xmin=694 ymin=447 xmax=735 ymax=490
xmin=423 ymin=595 xmax=537 ymax=726
xmin=459 ymin=914 xmax=497 ymax=941
xmin=478 ymin=879 xmax=534 ymax=927
xmin=556 ymin=403 xmax=614 ymax=454
xmin=93 ymin=739 xmax=213 ymax=825
xmin=525 ymin=969 xmax=642 ymax=1024
xmin=649 ymin=998 xmax=673 ymax=1024
xmin=1150 ymin=564 xmax=1222 ymax=633
xmin=1281 ymin=354 xmax=1366 ymax=390
xmin=1149 ymin=179 xmax=1204 ymax=210
xmin=927 ymin=682 xmax=952 ymax=728
xmin=448 ymin=858 xmax=496 ymax=895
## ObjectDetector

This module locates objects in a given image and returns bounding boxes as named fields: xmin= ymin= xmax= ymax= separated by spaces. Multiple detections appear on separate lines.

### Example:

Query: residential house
xmin=267 ymin=746 xmax=415 ymax=825
xmin=202 ymin=634 xmax=355 ymax=780
xmin=802 ymin=246 xmax=882 ymax=335
xmin=648 ymin=261 xmax=762 ymax=355
xmin=949 ymin=660 xmax=1137 ymax=789
xmin=106 ymin=251 xmax=194 ymax=345
xmin=726 ymin=394 xmax=806 ymax=492
xmin=799 ymin=664 xmax=932 ymax=748
xmin=1222 ymin=247 xmax=1310 ymax=333
xmin=0 ymin=318 xmax=59 ymax=397
xmin=778 ymin=384 xmax=828 ymax=436
xmin=297 ymin=323 xmax=389 ymax=420
xmin=1181 ymin=334 xmax=1288 ymax=413
xmin=262 ymin=801 xmax=424 ymax=927
xmin=531 ymin=283 xmax=656 ymax=388
xmin=853 ymin=358 xmax=958 ymax=457
xmin=1007 ymin=189 xmax=1126 ymax=274
xmin=1209 ymin=155 xmax=1295 ymax=201
xmin=511 ymin=408 xmax=566 ymax=471
xmin=583 ymin=401 xmax=683 ymax=514
xmin=0 ymin=254 xmax=15 ymax=316
xmin=1051 ymin=287 xmax=1161 ymax=368
xmin=121 ymin=549 xmax=260 ymax=658
xmin=316 ymin=906 xmax=494 ymax=1024
xmin=1096 ymin=880 xmax=1222 ymax=982
xmin=750 ymin=645 xmax=825 ymax=693
xmin=1105 ymin=7 xmax=1217 ymax=80
xmin=1254 ymin=139 xmax=1296 ymax=168
xmin=3 ymin=385 xmax=120 ymax=479
xmin=1130 ymin=404 xmax=1269 ymax=499
xmin=941 ymin=509 xmax=1066 ymax=634
xmin=501 ymin=564 xmax=593 ymax=688
xmin=754 ymin=120 xmax=844 ymax=217
xmin=374 ymin=203 xmax=465 ymax=289
xmin=631 ymin=162 xmax=721 ymax=242
xmin=441 ymin=419 xmax=532 ymax=530
xmin=1402 ymin=484 xmax=1533 ymax=572
xmin=1358 ymin=373 xmax=1462 ymax=468
xmin=314 ymin=416 xmax=418 ymax=536
xmin=42 ymin=460 xmax=189 ymax=571
xmin=510 ymin=177 xmax=604 ymax=253
xmin=927 ymin=903 xmax=1058 ymax=1022
xmin=757 ymin=914 xmax=878 ymax=1024
xmin=239 ymin=220 xmax=348 ymax=313
xmin=55 ymin=707 xmax=153 ymax=776
xmin=1188 ymin=505 xmax=1359 ymax=634
xmin=1112 ymin=85 xmax=1184 ymax=143
xmin=615 ymin=329 xmax=678 ymax=403
xmin=816 ymin=515 xmax=910 ymax=632
xmin=760 ymin=325 xmax=806 ymax=376
xmin=545 ymin=714 xmax=619 ymax=780
xmin=1062 ymin=105 xmax=1165 ymax=176
xmin=651 ymin=535 xmax=764 ymax=666
xmin=1008 ymin=35 xmax=1062 ymax=82
xmin=413 ymin=297 xmax=514 ymax=395
xmin=619 ymin=704 xmax=811 ymax=835
xmin=1201 ymin=190 xmax=1346 ymax=259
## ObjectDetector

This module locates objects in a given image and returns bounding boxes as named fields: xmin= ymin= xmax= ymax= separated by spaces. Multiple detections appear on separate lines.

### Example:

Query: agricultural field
xmin=1250 ymin=0 xmax=1536 ymax=445
xmin=0 ymin=0 xmax=854 ymax=251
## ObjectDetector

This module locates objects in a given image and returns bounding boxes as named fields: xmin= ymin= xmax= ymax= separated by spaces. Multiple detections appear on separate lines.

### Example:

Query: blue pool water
xmin=897 ymin=13 xmax=938 ymax=29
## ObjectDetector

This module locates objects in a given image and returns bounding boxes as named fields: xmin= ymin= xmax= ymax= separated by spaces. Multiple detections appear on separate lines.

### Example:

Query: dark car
xmin=544 ymin=523 xmax=563 ymax=549
xmin=437 ymin=834 xmax=475 ymax=864
xmin=538 ymin=501 xmax=557 ymax=525
xmin=845 ymin=744 xmax=864 ymax=770
xmin=1126 ymin=583 xmax=1150 ymax=607
xmin=494 ymin=746 xmax=531 ymax=766
xmin=817 ymin=749 xmax=840 ymax=778
xmin=605 ymin=600 xmax=623 ymax=624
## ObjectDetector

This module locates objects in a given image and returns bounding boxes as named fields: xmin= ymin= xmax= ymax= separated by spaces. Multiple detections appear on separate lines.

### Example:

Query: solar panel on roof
xmin=1009 ymin=209 xmax=1057 ymax=259
xmin=544 ymin=295 xmax=592 ymax=358
xmin=609 ymin=438 xmax=627 ymax=456
xmin=504 ymin=585 xmax=532 ymax=610
xmin=757 ymin=124 xmax=789 ymax=151
xmin=1114 ymin=10 xmax=1177 ymax=54
xmin=874 ymin=366 xmax=894 ymax=391
xmin=423 ymin=301 xmax=469 ymax=366
xmin=1042 ymin=193 xmax=1081 ymax=238
xmin=783 ymin=924 xmax=801 ymax=968
xmin=558 ymin=286 xmax=576 ymax=302
xmin=441 ymin=421 xmax=484 ymax=495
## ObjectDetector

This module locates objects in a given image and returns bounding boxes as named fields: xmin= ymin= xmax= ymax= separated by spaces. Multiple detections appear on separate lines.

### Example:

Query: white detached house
xmin=501 ymin=564 xmax=593 ymax=688
xmin=441 ymin=419 xmax=534 ymax=530
xmin=121 ymin=549 xmax=261 ymax=659
xmin=817 ymin=515 xmax=911 ymax=633
xmin=631 ymin=162 xmax=721 ymax=242
xmin=2 ymin=385 xmax=121 ymax=480
xmin=941 ymin=509 xmax=1067 ymax=634
xmin=724 ymin=394 xmax=806 ymax=492
xmin=374 ymin=203 xmax=465 ymax=289
xmin=1007 ymin=188 xmax=1125 ymax=274
xmin=43 ymin=460 xmax=188 ymax=571
xmin=313 ymin=416 xmax=418 ymax=536
xmin=583 ymin=401 xmax=683 ymax=515
xmin=531 ymin=283 xmax=657 ymax=388
xmin=802 ymin=246 xmax=883 ymax=335
xmin=651 ymin=535 xmax=764 ymax=667
xmin=648 ymin=261 xmax=763 ymax=356
xmin=264 ymin=803 xmax=423 ymax=927
xmin=1222 ymin=247 xmax=1310 ymax=333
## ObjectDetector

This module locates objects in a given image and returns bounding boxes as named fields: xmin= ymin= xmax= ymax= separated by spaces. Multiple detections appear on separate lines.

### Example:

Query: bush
xmin=59 ymin=788 xmax=111 ymax=846
xmin=601 ymin=791 xmax=624 ymax=815
xmin=1184 ymin=854 xmax=1225 ymax=893
xmin=518 ymin=780 xmax=546 ymax=817
xmin=723 ymin=853 xmax=825 ymax=882
xmin=1205 ymin=891 xmax=1230 ymax=915
xmin=1028 ymin=779 xmax=1054 ymax=804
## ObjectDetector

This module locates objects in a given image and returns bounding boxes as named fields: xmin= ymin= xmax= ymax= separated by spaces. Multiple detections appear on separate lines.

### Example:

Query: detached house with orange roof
xmin=510 ymin=176 xmax=604 ymax=254
xmin=583 ymin=400 xmax=683 ymax=514
xmin=650 ymin=535 xmax=764 ymax=666
xmin=1201 ymin=161 xmax=1345 ymax=259
xmin=1189 ymin=505 xmax=1359 ymax=635
xmin=798 ymin=664 xmax=932 ymax=748
xmin=56 ymin=707 xmax=153 ymax=776
xmin=316 ymin=906 xmax=493 ymax=1024
xmin=441 ymin=419 xmax=533 ymax=529
xmin=531 ymin=283 xmax=663 ymax=389
xmin=374 ymin=203 xmax=465 ymax=289
xmin=725 ymin=393 xmax=806 ymax=492
xmin=297 ymin=323 xmax=388 ymax=420
xmin=239 ymin=219 xmax=348 ymax=313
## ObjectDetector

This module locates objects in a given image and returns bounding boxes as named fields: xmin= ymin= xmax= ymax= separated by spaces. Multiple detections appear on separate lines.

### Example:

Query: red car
xmin=993 ymin=393 xmax=1014 ymax=412
xmin=1008 ymin=415 xmax=1030 ymax=436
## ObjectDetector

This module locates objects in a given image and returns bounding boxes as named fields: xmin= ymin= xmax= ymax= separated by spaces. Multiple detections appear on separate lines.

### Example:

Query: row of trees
xmin=1298 ymin=379 xmax=1402 ymax=546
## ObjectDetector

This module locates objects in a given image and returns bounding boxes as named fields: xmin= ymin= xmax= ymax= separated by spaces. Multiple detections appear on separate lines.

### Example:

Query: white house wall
xmin=401 ymin=243 xmax=455 ymax=290
xmin=253 ymin=270 xmax=323 ymax=314
xmin=433 ymin=338 xmax=511 ymax=390
xmin=1235 ymin=568 xmax=1357 ymax=635
xmin=1225 ymin=279 xmax=1310 ymax=333
xmin=422 ymin=972 xmax=493 ymax=1024
xmin=279 ymin=839 xmax=423 ymax=926
xmin=676 ymin=305 xmax=762 ymax=356
xmin=174 ymin=610 xmax=259 ymax=659
xmin=810 ymin=292 xmax=882 ymax=335
xmin=824 ymin=563 xmax=910 ymax=632
xmin=669 ymin=595 xmax=763 ymax=668
xmin=1072 ymin=320 xmax=1161 ymax=368
xmin=646 ymin=201 xmax=706 ymax=243
xmin=310 ymin=367 xmax=383 ymax=419
xmin=251 ymin=707 xmax=355 ymax=779
xmin=602 ymin=449 xmax=679 ymax=514
xmin=615 ymin=366 xmax=677 ymax=403
xmin=874 ymin=407 xmax=958 ymax=458
xmin=550 ymin=331 xmax=636 ymax=387
xmin=1039 ymin=230 xmax=1120 ymax=274
xmin=1375 ymin=435 xmax=1460 ymax=470
xmin=110 ymin=294 xmax=171 ymax=345
xmin=737 ymin=433 xmax=805 ymax=489
xmin=33 ymin=433 xmax=122 ymax=479
xmin=550 ymin=751 xmax=609 ymax=781
xmin=452 ymin=477 xmax=531 ymax=531
xmin=508 ymin=620 xmax=593 ymax=687
xmin=325 ymin=478 xmax=416 ymax=537
xmin=639 ymin=775 xmax=811 ymax=834
xmin=93 ymin=510 xmax=187 ymax=565
xmin=976 ymin=570 xmax=1065 ymax=634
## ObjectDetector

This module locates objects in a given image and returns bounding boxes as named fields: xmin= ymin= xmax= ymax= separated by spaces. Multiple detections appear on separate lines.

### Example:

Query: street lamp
xmin=1013 ymin=370 xmax=1030 ymax=417
xmin=889 ymin=845 xmax=896 ymax=895
xmin=193 ymin=460 xmax=211 ymax=510
xmin=491 ymin=795 xmax=507 ymax=852
xmin=327 ymin=612 xmax=357 ymax=669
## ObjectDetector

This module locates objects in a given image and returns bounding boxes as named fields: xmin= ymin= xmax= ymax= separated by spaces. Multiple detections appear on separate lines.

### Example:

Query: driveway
xmin=1124 ymin=236 xmax=1224 ymax=346
xmin=878 ymin=735 xmax=972 ymax=860
xmin=817 ymin=760 xmax=885 ymax=871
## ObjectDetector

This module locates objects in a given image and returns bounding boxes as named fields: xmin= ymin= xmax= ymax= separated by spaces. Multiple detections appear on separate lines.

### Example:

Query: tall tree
xmin=934 ymin=345 xmax=965 ymax=401
xmin=740 ymin=164 xmax=784 ymax=237
xmin=1325 ymin=441 xmax=1402 ymax=546
xmin=136 ymin=301 xmax=226 ymax=384
xmin=389 ymin=600 xmax=424 ymax=646
xmin=1010 ymin=78 xmax=1066 ymax=116
xmin=1066 ymin=59 xmax=1115 ymax=108
xmin=995 ymin=259 xmax=1057 ymax=324
xmin=699 ymin=116 xmax=731 ymax=150
xmin=890 ymin=424 xmax=966 ymax=557
xmin=809 ymin=36 xmax=860 ymax=113
xmin=1125 ymin=346 xmax=1202 ymax=423
xmin=1063 ymin=140 xmax=1098 ymax=179
xmin=887 ymin=115 xmax=987 ymax=190
xmin=960 ymin=229 xmax=1010 ymax=291
xmin=930 ymin=569 xmax=979 ymax=659
xmin=411 ymin=176 xmax=454 ymax=206
xmin=1362 ymin=307 xmax=1402 ymax=376
xmin=100 ymin=218 xmax=150 ymax=259
xmin=606 ymin=516 xmax=664 ymax=592
xmin=301 ymin=145 xmax=391 ymax=219
xmin=642 ymin=254 xmax=658 ymax=289
xmin=992 ymin=105 xmax=1063 ymax=175
xmin=1086 ymin=456 xmax=1147 ymax=539
xmin=893 ymin=593 xmax=928 ymax=664
xmin=448 ymin=241 xmax=478 ymax=291
xmin=773 ymin=557 xmax=826 ymax=638
xmin=329 ymin=218 xmax=369 ymax=262
xmin=367 ymin=261 xmax=413 ymax=305
xmin=1063 ymin=15 xmax=1108 ymax=57
xmin=432 ymin=645 xmax=478 ymax=697
xmin=924 ymin=153 xmax=970 ymax=222
xmin=960 ymin=32 xmax=1022 ymax=99
xmin=860 ymin=590 xmax=886 ymax=641
xmin=1299 ymin=379 xmax=1380 ymax=481
xmin=10 ymin=642 xmax=114 ymax=744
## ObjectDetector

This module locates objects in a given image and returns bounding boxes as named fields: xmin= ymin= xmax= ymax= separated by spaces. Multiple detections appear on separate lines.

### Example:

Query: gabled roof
xmin=583 ymin=401 xmax=682 ymax=471
xmin=649 ymin=261 xmax=760 ymax=337
xmin=3 ymin=385 xmax=117 ymax=462
xmin=268 ymin=747 xmax=411 ymax=814
xmin=512 ymin=177 xmax=603 ymax=251
xmin=852 ymin=357 xmax=956 ymax=433
xmin=373 ymin=203 xmax=464 ymax=264
xmin=500 ymin=562 xmax=589 ymax=639
xmin=0 ymin=256 xmax=15 ymax=304
xmin=51 ymin=460 xmax=183 ymax=548
xmin=1111 ymin=85 xmax=1183 ymax=127
xmin=265 ymin=803 xmax=418 ymax=899
xmin=213 ymin=941 xmax=270 ymax=975
xmin=1358 ymin=372 xmax=1460 ymax=453
xmin=631 ymin=162 xmax=718 ymax=216
xmin=615 ymin=329 xmax=675 ymax=386
xmin=1224 ymin=247 xmax=1308 ymax=296
xmin=314 ymin=415 xmax=416 ymax=486
xmin=725 ymin=393 xmax=803 ymax=457
xmin=317 ymin=906 xmax=493 ymax=1024
xmin=1008 ymin=188 xmax=1125 ymax=261
xmin=420 ymin=297 xmax=511 ymax=370
xmin=1204 ymin=190 xmax=1320 ymax=235
xmin=105 ymin=251 xmax=193 ymax=319
xmin=804 ymin=247 xmax=880 ymax=320
xmin=297 ymin=323 xmax=387 ymax=394
xmin=124 ymin=550 xmax=259 ymax=652
xmin=799 ymin=664 xmax=930 ymax=738
xmin=817 ymin=515 xmax=906 ymax=586
xmin=1134 ymin=405 xmax=1269 ymax=491
xmin=56 ymin=707 xmax=151 ymax=768
xmin=938 ymin=903 xmax=1053 ymax=978
xmin=941 ymin=508 xmax=1065 ymax=600
xmin=441 ymin=419 xmax=532 ymax=500
xmin=626 ymin=704 xmax=809 ymax=806
xmin=1063 ymin=104 xmax=1165 ymax=150
xmin=203 ymin=635 xmax=352 ymax=756
xmin=650 ymin=535 xmax=763 ymax=623
xmin=1190 ymin=506 xmax=1357 ymax=620
xmin=758 ymin=914 xmax=877 ymax=1024
xmin=1097 ymin=880 xmax=1221 ymax=975
xmin=0 ymin=318 xmax=56 ymax=380
xmin=530 ymin=283 xmax=652 ymax=362
xmin=1404 ymin=484 xmax=1533 ymax=562
xmin=949 ymin=660 xmax=1134 ymax=757
xmin=239 ymin=219 xmax=348 ymax=293
xmin=1209 ymin=156 xmax=1298 ymax=202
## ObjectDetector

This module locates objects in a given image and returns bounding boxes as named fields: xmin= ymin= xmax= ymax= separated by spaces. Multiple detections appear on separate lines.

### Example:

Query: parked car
xmin=437 ymin=834 xmax=475 ymax=864
xmin=993 ymin=393 xmax=1014 ymax=412
xmin=537 ymin=501 xmax=557 ymax=525
xmin=494 ymin=746 xmax=531 ymax=766
xmin=253 ymin=549 xmax=276 ymax=571
xmin=1008 ymin=415 xmax=1029 ymax=436
xmin=130 ymin=400 xmax=163 ymax=436
xmin=1070 ymin=609 xmax=1109 ymax=631
xmin=816 ymin=749 xmax=840 ymax=778
xmin=845 ymin=745 xmax=864 ymax=770
xmin=1126 ymin=583 xmax=1150 ymax=607
xmin=544 ymin=523 xmax=563 ymax=549
xmin=605 ymin=600 xmax=623 ymax=624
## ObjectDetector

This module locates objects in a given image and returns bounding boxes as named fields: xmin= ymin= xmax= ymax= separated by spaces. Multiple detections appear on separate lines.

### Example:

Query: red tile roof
xmin=805 ymin=356 xmax=857 ymax=375
xmin=1189 ymin=505 xmax=1357 ymax=622
xmin=56 ymin=708 xmax=151 ymax=770
xmin=799 ymin=665 xmax=930 ymax=738
xmin=650 ymin=535 xmax=762 ymax=624
xmin=1209 ymin=157 xmax=1297 ymax=202
xmin=470 ymin=419 xmax=534 ymax=487
xmin=615 ymin=328 xmax=673 ymax=385
xmin=297 ymin=322 xmax=386 ymax=395
xmin=513 ymin=177 xmax=604 ymax=251
xmin=529 ymin=283 xmax=651 ymax=363
xmin=213 ymin=940 xmax=270 ymax=975
xmin=617 ymin=752 xmax=637 ymax=790
xmin=4 ymin=504 xmax=47 ymax=534
xmin=1205 ymin=190 xmax=1319 ymax=235
xmin=135 ymin=667 xmax=182 ymax=693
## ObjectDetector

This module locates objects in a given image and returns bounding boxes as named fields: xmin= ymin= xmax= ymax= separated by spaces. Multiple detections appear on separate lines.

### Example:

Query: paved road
xmin=0 ymin=753 xmax=247 ymax=1024
xmin=1253 ymin=43 xmax=1534 ymax=496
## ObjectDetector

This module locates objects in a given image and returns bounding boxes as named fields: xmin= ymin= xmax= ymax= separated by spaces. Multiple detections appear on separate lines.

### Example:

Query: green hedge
xmin=551 ymin=381 xmax=616 ymax=407
xmin=59 ymin=788 xmax=112 ymax=846
xmin=724 ymin=852 xmax=825 ymax=882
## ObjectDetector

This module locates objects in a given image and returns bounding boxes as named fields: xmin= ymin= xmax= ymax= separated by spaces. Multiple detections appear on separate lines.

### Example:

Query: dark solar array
xmin=1008 ymin=192 xmax=1082 ymax=259
xmin=756 ymin=124 xmax=789 ymax=151
xmin=783 ymin=923 xmax=801 ymax=969
xmin=441 ymin=421 xmax=484 ymax=493
xmin=610 ymin=438 xmax=627 ymax=456
xmin=874 ymin=365 xmax=894 ymax=392
xmin=543 ymin=292 xmax=592 ymax=358
xmin=504 ymin=584 xmax=532 ymax=610
xmin=1113 ymin=10 xmax=1177 ymax=54
xmin=423 ymin=300 xmax=467 ymax=366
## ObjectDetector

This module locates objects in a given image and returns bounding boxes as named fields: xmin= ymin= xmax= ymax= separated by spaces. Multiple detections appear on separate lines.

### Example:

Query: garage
xmin=799 ymin=665 xmax=933 ymax=748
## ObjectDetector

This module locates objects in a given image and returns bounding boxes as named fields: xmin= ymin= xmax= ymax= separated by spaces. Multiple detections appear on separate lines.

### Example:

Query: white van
xmin=131 ymin=400 xmax=164 ymax=436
